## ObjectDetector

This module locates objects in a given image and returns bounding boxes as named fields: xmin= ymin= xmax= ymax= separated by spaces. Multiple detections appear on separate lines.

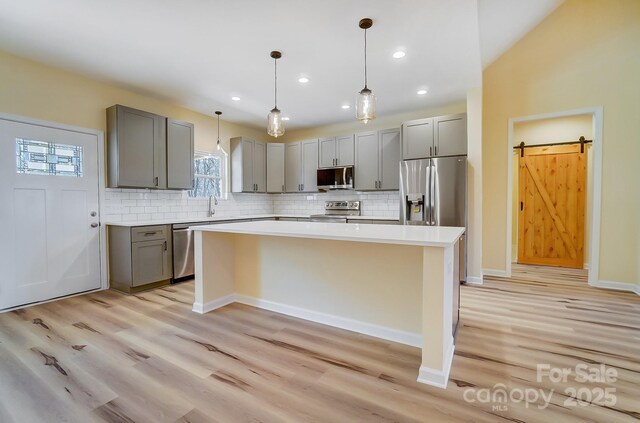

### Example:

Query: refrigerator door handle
xmin=430 ymin=161 xmax=437 ymax=225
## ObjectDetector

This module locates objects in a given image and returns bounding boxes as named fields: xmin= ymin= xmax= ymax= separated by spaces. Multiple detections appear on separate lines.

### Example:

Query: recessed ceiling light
xmin=282 ymin=117 xmax=290 ymax=121
xmin=231 ymin=96 xmax=240 ymax=101
xmin=298 ymin=77 xmax=309 ymax=84
xmin=392 ymin=51 xmax=406 ymax=59
xmin=341 ymin=105 xmax=351 ymax=109
xmin=417 ymin=89 xmax=428 ymax=95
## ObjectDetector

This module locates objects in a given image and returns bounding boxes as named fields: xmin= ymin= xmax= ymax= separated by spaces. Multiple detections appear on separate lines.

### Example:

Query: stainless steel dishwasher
xmin=172 ymin=223 xmax=195 ymax=281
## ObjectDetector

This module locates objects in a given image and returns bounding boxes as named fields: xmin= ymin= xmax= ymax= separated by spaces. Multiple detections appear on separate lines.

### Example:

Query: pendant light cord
xmin=364 ymin=27 xmax=368 ymax=89
xmin=274 ymin=57 xmax=278 ymax=109
xmin=217 ymin=113 xmax=220 ymax=142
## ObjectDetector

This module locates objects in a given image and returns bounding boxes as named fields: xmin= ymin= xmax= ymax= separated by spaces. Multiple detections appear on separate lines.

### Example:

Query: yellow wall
xmin=511 ymin=115 xmax=594 ymax=264
xmin=483 ymin=0 xmax=640 ymax=285
xmin=279 ymin=102 xmax=467 ymax=142
xmin=0 ymin=50 xmax=268 ymax=154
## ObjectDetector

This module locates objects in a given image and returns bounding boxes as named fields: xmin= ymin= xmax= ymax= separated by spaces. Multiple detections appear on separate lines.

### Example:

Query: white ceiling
xmin=0 ymin=0 xmax=561 ymax=130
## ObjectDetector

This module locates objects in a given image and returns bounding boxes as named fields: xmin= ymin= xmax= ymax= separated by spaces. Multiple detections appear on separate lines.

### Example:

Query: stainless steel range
xmin=310 ymin=201 xmax=361 ymax=223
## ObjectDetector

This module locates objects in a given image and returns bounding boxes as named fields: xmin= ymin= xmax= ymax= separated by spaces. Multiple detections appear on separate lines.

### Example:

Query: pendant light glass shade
xmin=267 ymin=51 xmax=285 ymax=137
xmin=356 ymin=18 xmax=376 ymax=124
xmin=267 ymin=107 xmax=285 ymax=138
xmin=356 ymin=87 xmax=376 ymax=124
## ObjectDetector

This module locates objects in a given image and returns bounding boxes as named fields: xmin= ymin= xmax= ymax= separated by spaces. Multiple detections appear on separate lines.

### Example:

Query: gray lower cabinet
xmin=107 ymin=105 xmax=194 ymax=190
xmin=108 ymin=225 xmax=173 ymax=293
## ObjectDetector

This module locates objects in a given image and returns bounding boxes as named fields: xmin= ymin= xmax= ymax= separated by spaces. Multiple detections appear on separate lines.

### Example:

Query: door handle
xmin=90 ymin=223 xmax=99 ymax=228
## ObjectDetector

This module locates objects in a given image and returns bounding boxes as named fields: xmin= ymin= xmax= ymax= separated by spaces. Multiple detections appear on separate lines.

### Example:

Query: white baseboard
xmin=590 ymin=280 xmax=640 ymax=296
xmin=417 ymin=339 xmax=455 ymax=388
xmin=465 ymin=275 xmax=483 ymax=285
xmin=192 ymin=294 xmax=235 ymax=314
xmin=233 ymin=294 xmax=422 ymax=348
xmin=482 ymin=268 xmax=509 ymax=278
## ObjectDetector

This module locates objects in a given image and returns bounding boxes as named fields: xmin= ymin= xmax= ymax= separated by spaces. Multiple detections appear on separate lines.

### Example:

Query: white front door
xmin=0 ymin=117 xmax=102 ymax=310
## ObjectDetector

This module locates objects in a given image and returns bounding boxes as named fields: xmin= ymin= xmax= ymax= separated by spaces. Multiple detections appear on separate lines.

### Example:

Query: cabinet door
xmin=266 ymin=143 xmax=285 ymax=193
xmin=402 ymin=118 xmax=433 ymax=160
xmin=131 ymin=238 xmax=171 ymax=286
xmin=285 ymin=142 xmax=301 ymax=192
xmin=354 ymin=131 xmax=378 ymax=190
xmin=318 ymin=137 xmax=336 ymax=168
xmin=434 ymin=114 xmax=467 ymax=157
xmin=241 ymin=139 xmax=254 ymax=192
xmin=253 ymin=141 xmax=266 ymax=192
xmin=113 ymin=105 xmax=166 ymax=188
xmin=166 ymin=119 xmax=194 ymax=189
xmin=336 ymin=135 xmax=355 ymax=166
xmin=379 ymin=128 xmax=401 ymax=190
xmin=301 ymin=139 xmax=319 ymax=192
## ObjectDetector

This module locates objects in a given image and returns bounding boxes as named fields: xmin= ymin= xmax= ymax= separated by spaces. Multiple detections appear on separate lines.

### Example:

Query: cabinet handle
xmin=154 ymin=176 xmax=159 ymax=186
xmin=336 ymin=158 xmax=339 ymax=166
xmin=430 ymin=146 xmax=433 ymax=157
xmin=435 ymin=146 xmax=438 ymax=156
xmin=301 ymin=184 xmax=304 ymax=191
xmin=163 ymin=241 xmax=167 ymax=251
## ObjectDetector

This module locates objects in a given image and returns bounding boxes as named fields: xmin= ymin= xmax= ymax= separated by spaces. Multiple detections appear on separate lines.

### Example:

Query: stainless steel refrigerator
xmin=400 ymin=156 xmax=467 ymax=282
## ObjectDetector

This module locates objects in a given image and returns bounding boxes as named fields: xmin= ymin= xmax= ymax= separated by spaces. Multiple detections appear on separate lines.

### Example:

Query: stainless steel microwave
xmin=317 ymin=166 xmax=354 ymax=190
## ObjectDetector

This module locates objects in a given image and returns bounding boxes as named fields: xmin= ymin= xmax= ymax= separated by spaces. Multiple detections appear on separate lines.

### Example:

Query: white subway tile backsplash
xmin=103 ymin=188 xmax=399 ymax=222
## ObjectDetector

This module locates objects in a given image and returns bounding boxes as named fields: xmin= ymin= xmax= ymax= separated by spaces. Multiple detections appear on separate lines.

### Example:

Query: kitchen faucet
xmin=208 ymin=195 xmax=218 ymax=217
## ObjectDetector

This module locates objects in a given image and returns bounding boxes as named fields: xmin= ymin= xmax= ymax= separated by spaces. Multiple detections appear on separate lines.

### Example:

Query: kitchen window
xmin=188 ymin=150 xmax=227 ymax=198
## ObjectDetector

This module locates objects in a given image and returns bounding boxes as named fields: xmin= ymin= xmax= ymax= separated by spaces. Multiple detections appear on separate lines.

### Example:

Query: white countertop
xmin=104 ymin=214 xmax=399 ymax=227
xmin=191 ymin=220 xmax=464 ymax=247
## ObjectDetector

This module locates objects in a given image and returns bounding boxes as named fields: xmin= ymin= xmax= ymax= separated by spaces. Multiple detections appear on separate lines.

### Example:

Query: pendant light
xmin=215 ymin=110 xmax=222 ymax=150
xmin=267 ymin=50 xmax=285 ymax=138
xmin=356 ymin=18 xmax=376 ymax=124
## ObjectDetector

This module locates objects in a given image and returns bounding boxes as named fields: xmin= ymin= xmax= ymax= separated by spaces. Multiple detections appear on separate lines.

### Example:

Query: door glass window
xmin=16 ymin=138 xmax=83 ymax=177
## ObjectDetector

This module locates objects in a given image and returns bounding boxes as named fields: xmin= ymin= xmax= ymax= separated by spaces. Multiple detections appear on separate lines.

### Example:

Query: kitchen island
xmin=191 ymin=220 xmax=464 ymax=388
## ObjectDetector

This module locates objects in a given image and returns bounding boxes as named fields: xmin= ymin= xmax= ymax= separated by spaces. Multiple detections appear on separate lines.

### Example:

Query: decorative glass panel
xmin=16 ymin=138 xmax=83 ymax=177
xmin=189 ymin=154 xmax=223 ymax=198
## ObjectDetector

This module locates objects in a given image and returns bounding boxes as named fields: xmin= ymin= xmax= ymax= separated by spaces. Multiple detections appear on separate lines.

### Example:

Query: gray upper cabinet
xmin=230 ymin=137 xmax=266 ymax=193
xmin=253 ymin=141 xmax=267 ymax=192
xmin=402 ymin=113 xmax=467 ymax=159
xmin=107 ymin=105 xmax=167 ymax=189
xmin=402 ymin=117 xmax=433 ymax=160
xmin=319 ymin=135 xmax=354 ymax=167
xmin=434 ymin=113 xmax=467 ymax=157
xmin=319 ymin=137 xmax=336 ymax=168
xmin=266 ymin=143 xmax=285 ymax=193
xmin=379 ymin=128 xmax=401 ymax=190
xmin=336 ymin=135 xmax=355 ymax=166
xmin=285 ymin=142 xmax=301 ymax=192
xmin=301 ymin=139 xmax=319 ymax=192
xmin=355 ymin=129 xmax=400 ymax=191
xmin=166 ymin=118 xmax=194 ymax=190
xmin=107 ymin=105 xmax=194 ymax=190
xmin=354 ymin=131 xmax=378 ymax=190
xmin=285 ymin=139 xmax=319 ymax=192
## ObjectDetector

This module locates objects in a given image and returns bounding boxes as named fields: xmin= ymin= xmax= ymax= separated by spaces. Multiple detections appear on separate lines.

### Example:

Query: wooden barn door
xmin=518 ymin=144 xmax=586 ymax=268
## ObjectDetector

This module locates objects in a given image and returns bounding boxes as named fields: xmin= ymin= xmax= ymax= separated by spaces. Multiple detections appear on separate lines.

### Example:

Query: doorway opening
xmin=506 ymin=108 xmax=603 ymax=284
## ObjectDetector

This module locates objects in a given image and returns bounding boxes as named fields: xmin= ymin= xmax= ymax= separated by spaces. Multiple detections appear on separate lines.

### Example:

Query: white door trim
xmin=505 ymin=107 xmax=603 ymax=285
xmin=0 ymin=112 xmax=108 ymax=305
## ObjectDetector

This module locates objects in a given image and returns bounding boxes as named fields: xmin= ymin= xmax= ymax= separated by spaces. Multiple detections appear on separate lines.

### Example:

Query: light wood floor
xmin=0 ymin=265 xmax=638 ymax=422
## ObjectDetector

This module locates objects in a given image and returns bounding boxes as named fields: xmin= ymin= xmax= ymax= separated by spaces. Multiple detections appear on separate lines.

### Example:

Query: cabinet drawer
xmin=131 ymin=225 xmax=169 ymax=242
